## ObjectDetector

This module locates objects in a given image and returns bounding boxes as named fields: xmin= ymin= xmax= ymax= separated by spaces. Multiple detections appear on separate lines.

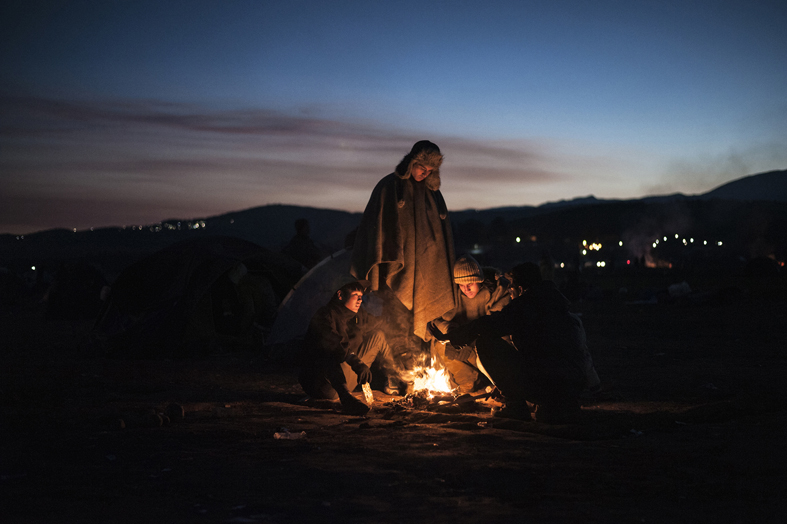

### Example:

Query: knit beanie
xmin=453 ymin=255 xmax=484 ymax=284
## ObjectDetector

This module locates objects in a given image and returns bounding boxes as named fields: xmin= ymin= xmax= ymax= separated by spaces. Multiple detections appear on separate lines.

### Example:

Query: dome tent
xmin=91 ymin=236 xmax=302 ymax=358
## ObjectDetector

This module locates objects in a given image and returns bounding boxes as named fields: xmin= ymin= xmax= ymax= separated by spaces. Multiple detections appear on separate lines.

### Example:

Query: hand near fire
xmin=454 ymin=344 xmax=475 ymax=361
xmin=354 ymin=363 xmax=372 ymax=384
xmin=346 ymin=353 xmax=372 ymax=384
xmin=427 ymin=321 xmax=449 ymax=342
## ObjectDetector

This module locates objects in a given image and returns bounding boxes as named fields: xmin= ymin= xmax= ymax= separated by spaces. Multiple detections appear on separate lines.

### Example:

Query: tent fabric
xmin=91 ymin=236 xmax=301 ymax=357
xmin=265 ymin=249 xmax=360 ymax=363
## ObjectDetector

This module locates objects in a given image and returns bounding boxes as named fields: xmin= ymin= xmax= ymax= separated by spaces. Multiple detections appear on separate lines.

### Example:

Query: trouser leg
xmin=298 ymin=362 xmax=348 ymax=400
xmin=341 ymin=330 xmax=396 ymax=392
xmin=475 ymin=337 xmax=530 ymax=402
xmin=440 ymin=344 xmax=481 ymax=394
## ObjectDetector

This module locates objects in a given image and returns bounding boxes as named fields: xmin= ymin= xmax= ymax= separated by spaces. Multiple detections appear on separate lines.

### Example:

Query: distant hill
xmin=699 ymin=169 xmax=787 ymax=202
xmin=2 ymin=169 xmax=785 ymax=279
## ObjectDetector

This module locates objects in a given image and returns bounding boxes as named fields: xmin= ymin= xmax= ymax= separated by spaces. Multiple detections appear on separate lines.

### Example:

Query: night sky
xmin=2 ymin=0 xmax=785 ymax=234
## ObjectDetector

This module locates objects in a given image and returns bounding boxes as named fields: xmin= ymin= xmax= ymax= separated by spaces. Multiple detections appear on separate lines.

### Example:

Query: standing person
xmin=350 ymin=140 xmax=455 ymax=349
xmin=298 ymin=279 xmax=399 ymax=416
xmin=431 ymin=254 xmax=510 ymax=394
xmin=431 ymin=262 xmax=594 ymax=423
xmin=282 ymin=218 xmax=324 ymax=270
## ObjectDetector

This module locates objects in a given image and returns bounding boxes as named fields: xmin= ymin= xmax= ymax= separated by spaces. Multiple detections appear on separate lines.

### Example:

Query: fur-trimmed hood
xmin=394 ymin=140 xmax=443 ymax=191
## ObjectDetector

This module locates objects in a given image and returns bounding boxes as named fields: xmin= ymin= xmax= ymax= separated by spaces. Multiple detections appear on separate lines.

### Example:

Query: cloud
xmin=651 ymin=142 xmax=787 ymax=197
xmin=0 ymin=94 xmax=630 ymax=234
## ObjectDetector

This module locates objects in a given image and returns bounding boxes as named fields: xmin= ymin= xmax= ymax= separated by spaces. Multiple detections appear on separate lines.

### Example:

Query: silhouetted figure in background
xmin=539 ymin=249 xmax=556 ymax=282
xmin=282 ymin=218 xmax=324 ymax=270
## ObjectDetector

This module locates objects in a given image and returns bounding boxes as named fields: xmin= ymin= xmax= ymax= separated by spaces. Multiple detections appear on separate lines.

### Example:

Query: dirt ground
xmin=2 ymin=278 xmax=787 ymax=523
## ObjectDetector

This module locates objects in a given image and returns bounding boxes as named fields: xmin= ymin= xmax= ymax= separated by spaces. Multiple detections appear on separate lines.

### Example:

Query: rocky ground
xmin=2 ymin=276 xmax=787 ymax=523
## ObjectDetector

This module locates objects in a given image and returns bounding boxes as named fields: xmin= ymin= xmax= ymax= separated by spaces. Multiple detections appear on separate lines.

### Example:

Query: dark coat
xmin=300 ymin=296 xmax=384 ymax=366
xmin=449 ymin=280 xmax=586 ymax=381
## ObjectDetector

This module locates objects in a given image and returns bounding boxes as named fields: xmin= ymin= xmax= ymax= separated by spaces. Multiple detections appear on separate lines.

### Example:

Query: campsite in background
xmin=2 ymin=171 xmax=786 ymax=522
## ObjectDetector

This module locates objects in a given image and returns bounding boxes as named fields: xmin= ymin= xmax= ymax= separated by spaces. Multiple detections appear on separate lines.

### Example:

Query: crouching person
xmin=431 ymin=254 xmax=510 ymax=394
xmin=435 ymin=262 xmax=589 ymax=423
xmin=298 ymin=279 xmax=399 ymax=416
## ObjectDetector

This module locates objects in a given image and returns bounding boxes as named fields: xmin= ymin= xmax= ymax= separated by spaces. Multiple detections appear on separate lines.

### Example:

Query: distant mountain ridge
xmin=451 ymin=169 xmax=786 ymax=224
xmin=2 ymin=169 xmax=784 ymax=278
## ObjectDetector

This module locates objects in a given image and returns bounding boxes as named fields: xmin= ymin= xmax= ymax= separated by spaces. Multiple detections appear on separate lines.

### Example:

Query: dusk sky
xmin=2 ymin=0 xmax=785 ymax=234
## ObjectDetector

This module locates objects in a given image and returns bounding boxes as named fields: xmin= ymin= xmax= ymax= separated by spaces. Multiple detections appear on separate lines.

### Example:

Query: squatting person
xmin=298 ymin=279 xmax=399 ymax=416
xmin=431 ymin=262 xmax=594 ymax=423
xmin=431 ymin=254 xmax=510 ymax=394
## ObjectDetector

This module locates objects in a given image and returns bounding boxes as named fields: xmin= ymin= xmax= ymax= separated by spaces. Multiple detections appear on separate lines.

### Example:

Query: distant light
xmin=704 ymin=240 xmax=708 ymax=245
xmin=717 ymin=241 xmax=723 ymax=246
xmin=682 ymin=239 xmax=687 ymax=245
xmin=690 ymin=238 xmax=694 ymax=243
xmin=619 ymin=241 xmax=623 ymax=247
xmin=596 ymin=261 xmax=606 ymax=267
xmin=73 ymin=228 xmax=77 ymax=233
xmin=675 ymin=234 xmax=679 ymax=239
xmin=582 ymin=249 xmax=587 ymax=256
xmin=516 ymin=237 xmax=521 ymax=243
xmin=230 ymin=219 xmax=234 ymax=224
xmin=31 ymin=266 xmax=36 ymax=271
xmin=663 ymin=236 xmax=668 ymax=241
xmin=582 ymin=240 xmax=587 ymax=246
xmin=560 ymin=263 xmax=565 ymax=268
xmin=652 ymin=243 xmax=657 ymax=248
xmin=627 ymin=260 xmax=631 ymax=265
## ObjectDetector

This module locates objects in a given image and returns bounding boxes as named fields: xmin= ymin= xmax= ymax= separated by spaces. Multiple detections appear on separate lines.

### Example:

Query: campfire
xmin=391 ymin=361 xmax=465 ymax=410
xmin=408 ymin=365 xmax=455 ymax=398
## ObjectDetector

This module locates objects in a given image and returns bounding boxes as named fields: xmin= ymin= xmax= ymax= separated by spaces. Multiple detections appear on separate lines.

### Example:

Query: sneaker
xmin=340 ymin=395 xmax=370 ymax=416
xmin=532 ymin=404 xmax=581 ymax=424
xmin=493 ymin=402 xmax=532 ymax=421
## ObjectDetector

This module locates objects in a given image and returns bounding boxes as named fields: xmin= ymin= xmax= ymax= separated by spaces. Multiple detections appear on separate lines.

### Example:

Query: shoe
xmin=384 ymin=375 xmax=402 ymax=396
xmin=493 ymin=402 xmax=532 ymax=421
xmin=340 ymin=394 xmax=370 ymax=416
xmin=532 ymin=403 xmax=581 ymax=424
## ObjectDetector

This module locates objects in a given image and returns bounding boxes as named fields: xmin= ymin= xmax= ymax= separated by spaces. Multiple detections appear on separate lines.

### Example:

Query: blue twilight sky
xmin=1 ymin=0 xmax=786 ymax=234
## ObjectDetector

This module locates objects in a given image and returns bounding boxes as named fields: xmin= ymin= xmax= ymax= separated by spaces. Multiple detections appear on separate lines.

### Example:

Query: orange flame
xmin=406 ymin=365 xmax=456 ymax=398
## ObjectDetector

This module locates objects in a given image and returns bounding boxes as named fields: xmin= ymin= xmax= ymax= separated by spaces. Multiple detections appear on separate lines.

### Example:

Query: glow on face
xmin=411 ymin=163 xmax=433 ymax=182
xmin=339 ymin=290 xmax=364 ymax=313
xmin=459 ymin=282 xmax=480 ymax=299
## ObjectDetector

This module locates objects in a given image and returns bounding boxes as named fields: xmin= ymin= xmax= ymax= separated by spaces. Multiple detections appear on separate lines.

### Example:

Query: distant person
xmin=282 ymin=218 xmax=324 ymax=270
xmin=298 ymin=279 xmax=400 ymax=416
xmin=539 ymin=249 xmax=556 ymax=282
xmin=350 ymin=140 xmax=455 ymax=349
xmin=431 ymin=254 xmax=510 ymax=394
xmin=430 ymin=262 xmax=598 ymax=423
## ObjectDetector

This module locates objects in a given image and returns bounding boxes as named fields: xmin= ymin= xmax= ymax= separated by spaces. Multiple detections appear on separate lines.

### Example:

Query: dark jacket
xmin=300 ymin=296 xmax=384 ymax=366
xmin=449 ymin=280 xmax=586 ymax=379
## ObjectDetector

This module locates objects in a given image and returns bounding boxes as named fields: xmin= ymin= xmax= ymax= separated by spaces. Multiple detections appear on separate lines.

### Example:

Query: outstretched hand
xmin=353 ymin=362 xmax=372 ymax=384
xmin=455 ymin=345 xmax=475 ymax=361
xmin=427 ymin=321 xmax=449 ymax=341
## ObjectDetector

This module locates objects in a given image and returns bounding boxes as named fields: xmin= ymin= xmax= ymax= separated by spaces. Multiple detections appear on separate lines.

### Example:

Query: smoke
xmin=620 ymin=202 xmax=695 ymax=264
